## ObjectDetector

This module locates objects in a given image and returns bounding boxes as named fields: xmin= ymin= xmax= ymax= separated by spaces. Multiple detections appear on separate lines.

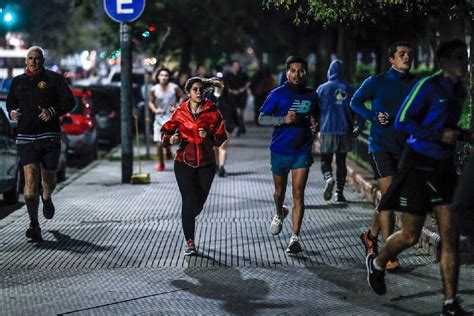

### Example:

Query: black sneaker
xmin=286 ymin=236 xmax=302 ymax=254
xmin=26 ymin=225 xmax=42 ymax=242
xmin=441 ymin=299 xmax=472 ymax=316
xmin=334 ymin=192 xmax=347 ymax=203
xmin=41 ymin=196 xmax=55 ymax=220
xmin=218 ymin=166 xmax=226 ymax=177
xmin=366 ymin=253 xmax=386 ymax=295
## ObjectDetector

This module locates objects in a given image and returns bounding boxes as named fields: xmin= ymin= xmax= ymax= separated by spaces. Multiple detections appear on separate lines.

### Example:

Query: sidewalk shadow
xmin=306 ymin=204 xmax=348 ymax=210
xmin=171 ymin=255 xmax=290 ymax=315
xmin=34 ymin=230 xmax=114 ymax=254
xmin=225 ymin=171 xmax=256 ymax=177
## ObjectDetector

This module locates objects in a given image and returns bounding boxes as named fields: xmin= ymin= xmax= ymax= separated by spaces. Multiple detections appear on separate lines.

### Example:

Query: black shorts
xmin=399 ymin=148 xmax=457 ymax=215
xmin=369 ymin=151 xmax=401 ymax=180
xmin=17 ymin=139 xmax=61 ymax=171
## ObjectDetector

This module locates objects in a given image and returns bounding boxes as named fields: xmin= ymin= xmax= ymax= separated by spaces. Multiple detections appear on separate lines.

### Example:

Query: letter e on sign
xmin=104 ymin=0 xmax=146 ymax=23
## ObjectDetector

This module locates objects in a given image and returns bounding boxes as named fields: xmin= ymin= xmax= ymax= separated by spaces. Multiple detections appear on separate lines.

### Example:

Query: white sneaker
xmin=270 ymin=206 xmax=289 ymax=235
xmin=286 ymin=235 xmax=302 ymax=254
xmin=323 ymin=178 xmax=335 ymax=201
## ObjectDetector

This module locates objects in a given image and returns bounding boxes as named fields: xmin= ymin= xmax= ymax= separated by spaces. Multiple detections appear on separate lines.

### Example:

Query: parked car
xmin=88 ymin=85 xmax=121 ymax=146
xmin=0 ymin=108 xmax=19 ymax=204
xmin=61 ymin=87 xmax=98 ymax=160
xmin=0 ymin=92 xmax=17 ymax=132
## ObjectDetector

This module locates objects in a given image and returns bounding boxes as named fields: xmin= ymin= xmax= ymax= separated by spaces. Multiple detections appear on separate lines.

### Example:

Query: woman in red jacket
xmin=161 ymin=77 xmax=227 ymax=256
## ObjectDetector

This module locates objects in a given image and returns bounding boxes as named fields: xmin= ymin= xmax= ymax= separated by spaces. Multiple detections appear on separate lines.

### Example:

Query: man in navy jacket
xmin=351 ymin=41 xmax=418 ymax=271
xmin=7 ymin=46 xmax=74 ymax=242
xmin=366 ymin=39 xmax=472 ymax=316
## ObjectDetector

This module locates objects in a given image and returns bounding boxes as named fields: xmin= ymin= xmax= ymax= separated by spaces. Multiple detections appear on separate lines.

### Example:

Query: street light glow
xmin=4 ymin=12 xmax=13 ymax=23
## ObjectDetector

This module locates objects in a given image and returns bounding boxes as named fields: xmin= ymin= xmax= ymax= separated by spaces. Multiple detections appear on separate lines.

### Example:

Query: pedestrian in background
xmin=351 ymin=41 xmax=418 ymax=271
xmin=251 ymin=66 xmax=275 ymax=125
xmin=6 ymin=46 xmax=74 ymax=242
xmin=149 ymin=67 xmax=184 ymax=172
xmin=176 ymin=70 xmax=190 ymax=93
xmin=259 ymin=56 xmax=320 ymax=254
xmin=206 ymin=72 xmax=239 ymax=177
xmin=1 ymin=67 xmax=13 ymax=92
xmin=316 ymin=59 xmax=361 ymax=203
xmin=161 ymin=77 xmax=227 ymax=256
xmin=366 ymin=39 xmax=472 ymax=315
xmin=224 ymin=60 xmax=250 ymax=137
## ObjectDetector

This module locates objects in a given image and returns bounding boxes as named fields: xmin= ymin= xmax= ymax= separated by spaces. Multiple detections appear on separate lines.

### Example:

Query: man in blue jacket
xmin=366 ymin=39 xmax=472 ymax=315
xmin=316 ymin=59 xmax=361 ymax=203
xmin=259 ymin=56 xmax=319 ymax=254
xmin=350 ymin=41 xmax=417 ymax=271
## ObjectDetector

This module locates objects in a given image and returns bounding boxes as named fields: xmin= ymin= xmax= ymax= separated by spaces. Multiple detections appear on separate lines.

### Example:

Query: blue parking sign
xmin=104 ymin=0 xmax=146 ymax=23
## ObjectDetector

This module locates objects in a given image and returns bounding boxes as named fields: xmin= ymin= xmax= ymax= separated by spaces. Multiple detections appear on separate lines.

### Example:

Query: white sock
xmin=291 ymin=233 xmax=298 ymax=240
xmin=373 ymin=257 xmax=384 ymax=271
xmin=444 ymin=299 xmax=454 ymax=306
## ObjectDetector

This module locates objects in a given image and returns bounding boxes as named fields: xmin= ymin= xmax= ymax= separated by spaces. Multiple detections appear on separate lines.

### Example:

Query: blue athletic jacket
xmin=260 ymin=83 xmax=319 ymax=155
xmin=350 ymin=68 xmax=417 ymax=153
xmin=395 ymin=71 xmax=467 ymax=160
xmin=316 ymin=60 xmax=356 ymax=135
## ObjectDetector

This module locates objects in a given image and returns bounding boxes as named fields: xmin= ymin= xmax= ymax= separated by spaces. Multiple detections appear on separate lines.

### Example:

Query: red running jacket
xmin=161 ymin=99 xmax=227 ymax=167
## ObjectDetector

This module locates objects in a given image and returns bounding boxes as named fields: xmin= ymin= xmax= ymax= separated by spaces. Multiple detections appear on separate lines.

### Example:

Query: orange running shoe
xmin=385 ymin=258 xmax=401 ymax=272
xmin=360 ymin=229 xmax=378 ymax=255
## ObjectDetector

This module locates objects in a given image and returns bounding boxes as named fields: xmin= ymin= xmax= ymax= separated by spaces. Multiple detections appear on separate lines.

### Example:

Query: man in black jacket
xmin=6 ymin=46 xmax=74 ymax=242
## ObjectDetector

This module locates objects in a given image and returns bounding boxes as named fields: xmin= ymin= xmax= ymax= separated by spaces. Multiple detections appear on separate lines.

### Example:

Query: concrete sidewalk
xmin=0 ymin=126 xmax=472 ymax=315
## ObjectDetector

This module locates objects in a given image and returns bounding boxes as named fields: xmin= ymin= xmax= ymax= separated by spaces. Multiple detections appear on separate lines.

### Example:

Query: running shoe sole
xmin=184 ymin=249 xmax=197 ymax=256
xmin=323 ymin=179 xmax=335 ymax=201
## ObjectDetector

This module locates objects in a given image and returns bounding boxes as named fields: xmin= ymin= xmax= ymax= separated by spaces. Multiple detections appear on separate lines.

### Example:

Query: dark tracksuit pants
xmin=320 ymin=152 xmax=347 ymax=193
xmin=174 ymin=160 xmax=215 ymax=241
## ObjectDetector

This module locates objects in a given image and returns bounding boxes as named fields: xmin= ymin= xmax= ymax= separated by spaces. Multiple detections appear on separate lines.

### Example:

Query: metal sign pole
xmin=120 ymin=22 xmax=133 ymax=183
xmin=144 ymin=82 xmax=151 ymax=159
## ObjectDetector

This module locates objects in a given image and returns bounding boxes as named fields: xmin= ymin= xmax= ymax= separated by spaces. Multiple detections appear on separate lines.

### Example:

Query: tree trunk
xmin=315 ymin=31 xmax=332 ymax=86
xmin=180 ymin=32 xmax=192 ymax=72
xmin=469 ymin=21 xmax=474 ymax=128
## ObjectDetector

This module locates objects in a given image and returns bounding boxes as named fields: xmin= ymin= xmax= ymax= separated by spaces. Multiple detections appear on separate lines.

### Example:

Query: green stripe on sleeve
xmin=398 ymin=70 xmax=441 ymax=122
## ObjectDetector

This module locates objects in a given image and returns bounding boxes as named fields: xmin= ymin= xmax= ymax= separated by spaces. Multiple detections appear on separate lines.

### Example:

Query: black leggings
xmin=320 ymin=152 xmax=347 ymax=193
xmin=174 ymin=160 xmax=215 ymax=241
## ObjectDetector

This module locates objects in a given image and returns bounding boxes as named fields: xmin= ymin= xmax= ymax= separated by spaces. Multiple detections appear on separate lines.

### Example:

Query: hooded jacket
xmin=161 ymin=99 xmax=227 ymax=167
xmin=6 ymin=68 xmax=74 ymax=142
xmin=350 ymin=67 xmax=417 ymax=153
xmin=316 ymin=60 xmax=356 ymax=135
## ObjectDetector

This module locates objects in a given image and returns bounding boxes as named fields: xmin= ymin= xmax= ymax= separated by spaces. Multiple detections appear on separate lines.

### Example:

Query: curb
xmin=346 ymin=158 xmax=473 ymax=263
xmin=0 ymin=146 xmax=120 ymax=230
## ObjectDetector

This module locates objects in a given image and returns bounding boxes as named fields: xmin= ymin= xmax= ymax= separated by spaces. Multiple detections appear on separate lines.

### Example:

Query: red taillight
xmin=108 ymin=111 xmax=117 ymax=118
xmin=61 ymin=114 xmax=93 ymax=135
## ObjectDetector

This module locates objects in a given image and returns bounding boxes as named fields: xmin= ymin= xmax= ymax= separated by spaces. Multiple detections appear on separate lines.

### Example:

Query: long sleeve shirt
xmin=350 ymin=68 xmax=417 ymax=153
xmin=395 ymin=71 xmax=467 ymax=159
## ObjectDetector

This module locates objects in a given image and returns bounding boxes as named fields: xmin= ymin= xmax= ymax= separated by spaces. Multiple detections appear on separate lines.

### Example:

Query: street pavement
xmin=0 ymin=126 xmax=473 ymax=315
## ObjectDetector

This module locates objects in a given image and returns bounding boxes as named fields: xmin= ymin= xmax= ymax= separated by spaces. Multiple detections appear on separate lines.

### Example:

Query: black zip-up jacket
xmin=6 ymin=69 xmax=74 ymax=142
